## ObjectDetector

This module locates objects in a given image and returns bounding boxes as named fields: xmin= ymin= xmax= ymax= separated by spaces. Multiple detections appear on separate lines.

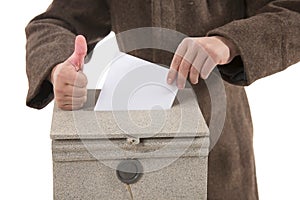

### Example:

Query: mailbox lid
xmin=50 ymin=89 xmax=209 ymax=140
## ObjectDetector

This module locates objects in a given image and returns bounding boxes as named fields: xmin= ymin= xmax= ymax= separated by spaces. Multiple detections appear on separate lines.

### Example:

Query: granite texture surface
xmin=53 ymin=157 xmax=207 ymax=200
xmin=51 ymin=88 xmax=209 ymax=200
xmin=51 ymin=89 xmax=209 ymax=140
xmin=52 ymin=137 xmax=209 ymax=162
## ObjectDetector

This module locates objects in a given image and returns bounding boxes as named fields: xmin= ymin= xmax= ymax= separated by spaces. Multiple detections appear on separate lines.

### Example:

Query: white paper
xmin=83 ymin=31 xmax=178 ymax=111
xmin=83 ymin=31 xmax=119 ymax=89
xmin=94 ymin=52 xmax=178 ymax=111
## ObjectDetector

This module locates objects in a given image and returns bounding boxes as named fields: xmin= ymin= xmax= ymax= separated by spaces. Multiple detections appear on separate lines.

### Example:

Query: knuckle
xmin=177 ymin=38 xmax=188 ymax=51
xmin=82 ymin=79 xmax=88 ymax=87
xmin=181 ymin=68 xmax=189 ymax=74
xmin=183 ymin=56 xmax=193 ymax=65
xmin=73 ymin=98 xmax=79 ymax=104
xmin=53 ymin=78 xmax=63 ymax=87
xmin=190 ymin=66 xmax=199 ymax=74
xmin=81 ymin=73 xmax=88 ymax=85
xmin=182 ymin=37 xmax=192 ymax=45
xmin=55 ymin=97 xmax=64 ymax=102
xmin=180 ymin=62 xmax=190 ymax=74
xmin=180 ymin=39 xmax=187 ymax=47
xmin=171 ymin=56 xmax=181 ymax=68
xmin=73 ymin=104 xmax=83 ymax=110
xmin=190 ymin=39 xmax=199 ymax=48
xmin=77 ymin=88 xmax=85 ymax=96
xmin=54 ymin=87 xmax=62 ymax=95
xmin=55 ymin=88 xmax=64 ymax=95
xmin=57 ymin=101 xmax=64 ymax=108
xmin=72 ymin=87 xmax=80 ymax=93
xmin=83 ymin=79 xmax=88 ymax=87
xmin=64 ymin=106 xmax=72 ymax=111
xmin=174 ymin=56 xmax=181 ymax=64
xmin=56 ymin=72 xmax=65 ymax=81
xmin=58 ymin=105 xmax=64 ymax=110
xmin=78 ymin=88 xmax=86 ymax=96
xmin=83 ymin=89 xmax=87 ymax=96
xmin=76 ymin=74 xmax=88 ymax=87
xmin=201 ymin=42 xmax=211 ymax=52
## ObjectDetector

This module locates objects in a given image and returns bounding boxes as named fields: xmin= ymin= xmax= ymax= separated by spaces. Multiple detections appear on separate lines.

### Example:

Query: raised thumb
xmin=67 ymin=35 xmax=87 ymax=71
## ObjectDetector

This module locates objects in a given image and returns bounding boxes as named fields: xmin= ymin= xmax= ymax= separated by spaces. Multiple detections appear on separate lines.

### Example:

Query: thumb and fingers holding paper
xmin=83 ymin=32 xmax=178 ymax=111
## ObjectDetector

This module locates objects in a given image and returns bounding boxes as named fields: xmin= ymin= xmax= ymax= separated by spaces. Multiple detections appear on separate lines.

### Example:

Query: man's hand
xmin=50 ymin=35 xmax=88 ymax=110
xmin=167 ymin=36 xmax=238 ymax=89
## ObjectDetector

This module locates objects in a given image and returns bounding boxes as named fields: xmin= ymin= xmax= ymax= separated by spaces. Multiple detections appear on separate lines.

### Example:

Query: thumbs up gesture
xmin=50 ymin=35 xmax=88 ymax=110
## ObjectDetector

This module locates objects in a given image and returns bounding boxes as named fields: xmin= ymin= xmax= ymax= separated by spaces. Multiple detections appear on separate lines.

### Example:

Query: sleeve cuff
xmin=26 ymin=80 xmax=54 ymax=109
xmin=217 ymin=56 xmax=248 ymax=86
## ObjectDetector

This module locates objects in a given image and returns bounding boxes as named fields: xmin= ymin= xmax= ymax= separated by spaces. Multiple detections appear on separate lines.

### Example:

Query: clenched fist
xmin=50 ymin=35 xmax=88 ymax=110
xmin=167 ymin=36 xmax=238 ymax=89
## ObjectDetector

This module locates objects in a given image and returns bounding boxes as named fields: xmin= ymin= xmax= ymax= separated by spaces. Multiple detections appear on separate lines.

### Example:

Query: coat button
xmin=116 ymin=159 xmax=143 ymax=184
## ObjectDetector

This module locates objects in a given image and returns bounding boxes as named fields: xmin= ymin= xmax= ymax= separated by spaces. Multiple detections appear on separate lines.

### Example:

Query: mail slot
xmin=51 ymin=89 xmax=209 ymax=199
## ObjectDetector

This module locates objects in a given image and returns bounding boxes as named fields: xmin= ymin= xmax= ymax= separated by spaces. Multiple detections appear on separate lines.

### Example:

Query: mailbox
xmin=51 ymin=89 xmax=209 ymax=199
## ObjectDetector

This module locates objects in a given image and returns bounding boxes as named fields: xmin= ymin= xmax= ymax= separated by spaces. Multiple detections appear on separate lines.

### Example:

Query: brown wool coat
xmin=25 ymin=0 xmax=300 ymax=199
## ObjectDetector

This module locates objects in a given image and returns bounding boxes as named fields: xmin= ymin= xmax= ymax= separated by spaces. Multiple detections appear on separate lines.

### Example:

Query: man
xmin=25 ymin=0 xmax=300 ymax=199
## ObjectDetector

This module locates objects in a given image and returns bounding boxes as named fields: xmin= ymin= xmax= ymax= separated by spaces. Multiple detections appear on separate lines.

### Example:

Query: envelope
xmin=83 ymin=32 xmax=178 ymax=111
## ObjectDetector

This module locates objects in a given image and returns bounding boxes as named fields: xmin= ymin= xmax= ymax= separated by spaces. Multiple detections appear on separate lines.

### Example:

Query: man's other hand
xmin=167 ymin=36 xmax=238 ymax=89
xmin=50 ymin=35 xmax=88 ymax=110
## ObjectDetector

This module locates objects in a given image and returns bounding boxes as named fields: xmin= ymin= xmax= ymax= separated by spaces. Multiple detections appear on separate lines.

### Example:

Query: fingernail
xmin=74 ymin=66 xmax=80 ymax=72
xmin=167 ymin=78 xmax=173 ymax=84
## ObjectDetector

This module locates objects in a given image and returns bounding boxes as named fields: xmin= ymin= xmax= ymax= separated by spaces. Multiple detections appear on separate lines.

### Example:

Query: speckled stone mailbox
xmin=51 ymin=89 xmax=209 ymax=200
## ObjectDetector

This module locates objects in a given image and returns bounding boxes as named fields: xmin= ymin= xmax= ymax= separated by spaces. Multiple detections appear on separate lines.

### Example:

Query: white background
xmin=0 ymin=1 xmax=299 ymax=199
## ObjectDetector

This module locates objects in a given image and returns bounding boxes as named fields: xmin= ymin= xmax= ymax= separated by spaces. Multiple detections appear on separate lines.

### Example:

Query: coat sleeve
xmin=207 ymin=0 xmax=300 ymax=86
xmin=25 ymin=0 xmax=111 ymax=109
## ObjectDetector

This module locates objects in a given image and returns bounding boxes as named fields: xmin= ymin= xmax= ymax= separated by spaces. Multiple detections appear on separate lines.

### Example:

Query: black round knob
xmin=116 ymin=159 xmax=143 ymax=184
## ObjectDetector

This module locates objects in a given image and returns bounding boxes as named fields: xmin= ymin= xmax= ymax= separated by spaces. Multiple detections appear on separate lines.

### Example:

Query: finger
xmin=177 ymin=58 xmax=191 ymax=89
xmin=167 ymin=55 xmax=182 ymax=84
xmin=65 ymin=71 xmax=88 ymax=88
xmin=56 ymin=98 xmax=85 ymax=110
xmin=192 ymin=46 xmax=209 ymax=71
xmin=177 ymin=49 xmax=197 ymax=89
xmin=190 ymin=51 xmax=209 ymax=83
xmin=201 ymin=56 xmax=217 ymax=79
xmin=167 ymin=38 xmax=190 ymax=84
xmin=66 ymin=86 xmax=87 ymax=98
xmin=54 ymin=64 xmax=87 ymax=87
xmin=66 ymin=35 xmax=87 ymax=71
xmin=54 ymin=85 xmax=87 ymax=98
xmin=189 ymin=66 xmax=199 ymax=84
xmin=176 ymin=38 xmax=190 ymax=57
xmin=56 ymin=96 xmax=87 ymax=105
xmin=59 ymin=103 xmax=84 ymax=111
